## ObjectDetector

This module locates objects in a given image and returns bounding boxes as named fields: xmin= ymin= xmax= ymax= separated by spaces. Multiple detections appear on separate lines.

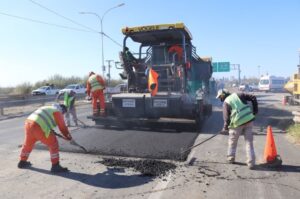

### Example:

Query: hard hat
xmin=216 ymin=89 xmax=230 ymax=99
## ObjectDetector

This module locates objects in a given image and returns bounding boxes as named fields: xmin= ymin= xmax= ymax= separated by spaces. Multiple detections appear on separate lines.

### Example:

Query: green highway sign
xmin=212 ymin=62 xmax=230 ymax=72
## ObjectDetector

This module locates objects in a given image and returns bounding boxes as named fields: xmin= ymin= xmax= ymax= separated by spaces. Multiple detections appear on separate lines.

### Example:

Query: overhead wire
xmin=28 ymin=0 xmax=99 ymax=33
xmin=0 ymin=11 xmax=95 ymax=33
xmin=28 ymin=0 xmax=122 ymax=47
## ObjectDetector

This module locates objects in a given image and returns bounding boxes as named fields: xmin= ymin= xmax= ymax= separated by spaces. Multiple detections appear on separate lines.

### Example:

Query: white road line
xmin=148 ymin=173 xmax=172 ymax=199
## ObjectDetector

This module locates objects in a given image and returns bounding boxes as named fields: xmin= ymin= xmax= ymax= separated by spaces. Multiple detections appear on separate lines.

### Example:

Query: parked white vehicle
xmin=259 ymin=75 xmax=286 ymax=92
xmin=32 ymin=86 xmax=59 ymax=96
xmin=59 ymin=84 xmax=86 ymax=94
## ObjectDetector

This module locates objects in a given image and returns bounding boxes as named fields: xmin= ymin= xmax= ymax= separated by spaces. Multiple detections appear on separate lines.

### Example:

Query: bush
xmin=12 ymin=82 xmax=33 ymax=95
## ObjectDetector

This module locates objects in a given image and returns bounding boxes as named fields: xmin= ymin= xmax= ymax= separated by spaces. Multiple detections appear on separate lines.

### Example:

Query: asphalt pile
xmin=98 ymin=158 xmax=177 ymax=177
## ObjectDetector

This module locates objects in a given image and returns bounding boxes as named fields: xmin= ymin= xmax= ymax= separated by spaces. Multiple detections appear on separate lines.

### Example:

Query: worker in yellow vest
xmin=18 ymin=104 xmax=72 ymax=172
xmin=86 ymin=71 xmax=106 ymax=116
xmin=56 ymin=90 xmax=78 ymax=126
xmin=216 ymin=89 xmax=258 ymax=169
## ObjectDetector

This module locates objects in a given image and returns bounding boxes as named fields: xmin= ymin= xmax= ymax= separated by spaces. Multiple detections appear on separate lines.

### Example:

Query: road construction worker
xmin=18 ymin=103 xmax=72 ymax=173
xmin=56 ymin=90 xmax=78 ymax=126
xmin=216 ymin=89 xmax=258 ymax=169
xmin=119 ymin=47 xmax=138 ymax=92
xmin=86 ymin=71 xmax=106 ymax=116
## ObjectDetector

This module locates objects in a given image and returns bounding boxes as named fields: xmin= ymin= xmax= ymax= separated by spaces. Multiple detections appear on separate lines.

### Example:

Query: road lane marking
xmin=148 ymin=173 xmax=172 ymax=199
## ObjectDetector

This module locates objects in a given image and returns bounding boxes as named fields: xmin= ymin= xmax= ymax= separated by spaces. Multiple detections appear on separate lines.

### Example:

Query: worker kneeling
xmin=18 ymin=103 xmax=72 ymax=173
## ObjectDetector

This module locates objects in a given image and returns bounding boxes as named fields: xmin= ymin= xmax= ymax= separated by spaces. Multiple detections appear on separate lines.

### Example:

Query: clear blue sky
xmin=0 ymin=0 xmax=299 ymax=87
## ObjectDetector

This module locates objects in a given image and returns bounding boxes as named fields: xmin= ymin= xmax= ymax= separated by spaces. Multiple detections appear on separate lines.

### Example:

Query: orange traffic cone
xmin=263 ymin=126 xmax=282 ymax=167
xmin=264 ymin=126 xmax=277 ymax=162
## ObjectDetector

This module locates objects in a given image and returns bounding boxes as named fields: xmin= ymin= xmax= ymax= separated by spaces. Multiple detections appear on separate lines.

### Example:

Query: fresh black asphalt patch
xmin=98 ymin=158 xmax=177 ymax=177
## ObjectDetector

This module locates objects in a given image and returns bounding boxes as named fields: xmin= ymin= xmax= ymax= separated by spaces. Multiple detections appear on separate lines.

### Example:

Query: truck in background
xmin=258 ymin=75 xmax=286 ymax=92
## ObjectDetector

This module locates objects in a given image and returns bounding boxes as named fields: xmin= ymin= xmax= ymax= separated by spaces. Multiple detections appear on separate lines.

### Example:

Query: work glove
xmin=220 ymin=128 xmax=229 ymax=135
xmin=65 ymin=134 xmax=72 ymax=141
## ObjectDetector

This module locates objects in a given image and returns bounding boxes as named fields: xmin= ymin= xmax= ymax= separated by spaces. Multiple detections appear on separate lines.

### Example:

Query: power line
xmin=103 ymin=32 xmax=122 ymax=47
xmin=28 ymin=0 xmax=122 ymax=48
xmin=0 ymin=11 xmax=95 ymax=33
xmin=28 ymin=0 xmax=98 ymax=33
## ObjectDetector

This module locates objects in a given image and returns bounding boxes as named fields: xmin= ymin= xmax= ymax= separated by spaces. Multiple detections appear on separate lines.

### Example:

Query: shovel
xmin=53 ymin=131 xmax=88 ymax=153
xmin=76 ymin=118 xmax=88 ymax=128
xmin=180 ymin=131 xmax=222 ymax=157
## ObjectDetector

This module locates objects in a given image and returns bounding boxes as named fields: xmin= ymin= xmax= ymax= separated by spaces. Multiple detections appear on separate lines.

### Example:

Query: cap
xmin=216 ymin=89 xmax=229 ymax=99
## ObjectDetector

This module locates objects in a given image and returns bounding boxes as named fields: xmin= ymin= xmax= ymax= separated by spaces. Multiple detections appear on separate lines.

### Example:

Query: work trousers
xmin=91 ymin=89 xmax=105 ymax=115
xmin=19 ymin=121 xmax=60 ymax=165
xmin=227 ymin=121 xmax=255 ymax=166
xmin=65 ymin=106 xmax=78 ymax=126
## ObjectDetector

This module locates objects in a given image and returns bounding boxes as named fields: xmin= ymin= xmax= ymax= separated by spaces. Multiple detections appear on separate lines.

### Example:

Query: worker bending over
xmin=18 ymin=104 xmax=72 ymax=173
xmin=216 ymin=89 xmax=258 ymax=169
xmin=86 ymin=71 xmax=106 ymax=116
xmin=56 ymin=90 xmax=78 ymax=126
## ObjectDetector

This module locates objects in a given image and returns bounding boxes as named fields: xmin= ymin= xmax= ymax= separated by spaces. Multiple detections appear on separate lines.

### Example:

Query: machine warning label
xmin=153 ymin=99 xmax=168 ymax=108
xmin=122 ymin=99 xmax=136 ymax=108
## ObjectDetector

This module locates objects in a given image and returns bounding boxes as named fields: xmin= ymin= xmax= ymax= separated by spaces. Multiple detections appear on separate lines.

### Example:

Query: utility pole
xmin=106 ymin=60 xmax=114 ymax=86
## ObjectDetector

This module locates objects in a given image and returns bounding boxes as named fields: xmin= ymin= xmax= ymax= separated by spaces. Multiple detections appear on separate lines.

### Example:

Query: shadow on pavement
xmin=27 ymin=167 xmax=153 ymax=188
xmin=255 ymin=164 xmax=300 ymax=172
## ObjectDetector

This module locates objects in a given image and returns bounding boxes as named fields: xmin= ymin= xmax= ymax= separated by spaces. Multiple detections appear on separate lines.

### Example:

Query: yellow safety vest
xmin=88 ymin=74 xmax=103 ymax=92
xmin=225 ymin=93 xmax=255 ymax=128
xmin=64 ymin=92 xmax=74 ymax=108
xmin=28 ymin=106 xmax=57 ymax=138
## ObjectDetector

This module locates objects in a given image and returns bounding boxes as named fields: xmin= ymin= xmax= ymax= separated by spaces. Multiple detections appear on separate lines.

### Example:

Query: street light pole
xmin=106 ymin=60 xmax=114 ymax=86
xmin=258 ymin=65 xmax=261 ymax=78
xmin=80 ymin=3 xmax=125 ymax=77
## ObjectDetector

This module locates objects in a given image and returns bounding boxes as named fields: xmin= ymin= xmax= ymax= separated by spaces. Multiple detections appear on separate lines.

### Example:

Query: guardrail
xmin=0 ymin=94 xmax=86 ymax=116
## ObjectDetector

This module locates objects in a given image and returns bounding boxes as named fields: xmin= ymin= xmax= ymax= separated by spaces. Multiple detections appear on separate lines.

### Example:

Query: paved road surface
xmin=0 ymin=92 xmax=299 ymax=199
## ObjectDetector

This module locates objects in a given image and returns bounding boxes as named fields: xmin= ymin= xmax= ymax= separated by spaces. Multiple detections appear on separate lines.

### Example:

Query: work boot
xmin=227 ymin=156 xmax=235 ymax=164
xmin=51 ymin=162 xmax=69 ymax=173
xmin=247 ymin=163 xmax=255 ymax=170
xmin=17 ymin=160 xmax=32 ymax=169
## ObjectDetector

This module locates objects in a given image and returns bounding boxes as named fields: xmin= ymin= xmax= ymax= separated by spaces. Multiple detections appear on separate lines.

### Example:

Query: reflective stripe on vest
xmin=88 ymin=74 xmax=103 ymax=92
xmin=64 ymin=92 xmax=74 ymax=108
xmin=225 ymin=93 xmax=255 ymax=128
xmin=27 ymin=106 xmax=57 ymax=138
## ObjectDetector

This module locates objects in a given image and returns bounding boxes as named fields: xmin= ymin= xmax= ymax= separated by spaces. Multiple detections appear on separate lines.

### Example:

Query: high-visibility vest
xmin=225 ymin=93 xmax=255 ymax=128
xmin=64 ymin=92 xmax=74 ymax=108
xmin=88 ymin=74 xmax=104 ymax=92
xmin=27 ymin=106 xmax=57 ymax=138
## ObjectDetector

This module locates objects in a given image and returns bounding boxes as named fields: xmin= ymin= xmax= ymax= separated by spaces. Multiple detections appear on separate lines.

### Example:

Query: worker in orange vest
xmin=18 ymin=103 xmax=72 ymax=173
xmin=86 ymin=71 xmax=106 ymax=116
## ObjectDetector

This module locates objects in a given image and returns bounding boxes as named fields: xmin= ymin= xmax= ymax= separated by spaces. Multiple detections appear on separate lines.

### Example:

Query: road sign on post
xmin=212 ymin=62 xmax=230 ymax=72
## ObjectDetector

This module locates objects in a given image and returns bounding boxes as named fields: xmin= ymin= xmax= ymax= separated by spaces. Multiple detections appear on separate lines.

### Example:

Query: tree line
xmin=0 ymin=74 xmax=124 ymax=95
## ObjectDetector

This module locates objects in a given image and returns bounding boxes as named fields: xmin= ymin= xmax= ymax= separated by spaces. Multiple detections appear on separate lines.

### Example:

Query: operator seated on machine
xmin=120 ymin=47 xmax=143 ymax=92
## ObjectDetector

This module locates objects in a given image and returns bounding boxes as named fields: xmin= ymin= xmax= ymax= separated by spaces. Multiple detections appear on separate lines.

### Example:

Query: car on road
xmin=31 ymin=86 xmax=59 ymax=96
xmin=239 ymin=84 xmax=249 ymax=91
xmin=59 ymin=84 xmax=86 ymax=94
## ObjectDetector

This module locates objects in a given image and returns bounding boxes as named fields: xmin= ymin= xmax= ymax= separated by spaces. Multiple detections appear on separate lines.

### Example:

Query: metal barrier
xmin=0 ymin=94 xmax=86 ymax=116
